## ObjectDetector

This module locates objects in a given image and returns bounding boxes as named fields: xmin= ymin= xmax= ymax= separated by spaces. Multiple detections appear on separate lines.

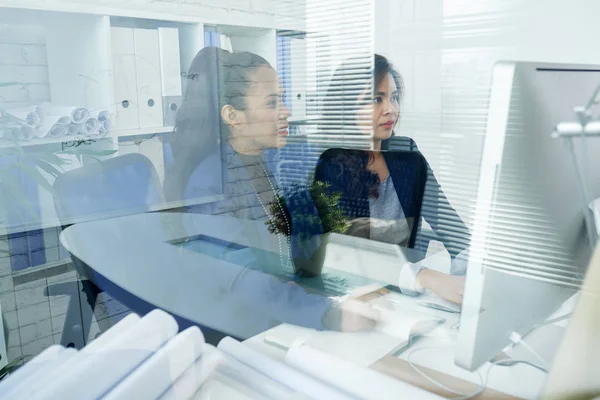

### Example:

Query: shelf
xmin=0 ymin=126 xmax=174 ymax=149
xmin=0 ymin=134 xmax=114 ymax=150
xmin=114 ymin=126 xmax=175 ymax=140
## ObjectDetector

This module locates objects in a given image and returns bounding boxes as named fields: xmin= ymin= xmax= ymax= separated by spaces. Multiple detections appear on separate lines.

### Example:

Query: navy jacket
xmin=315 ymin=137 xmax=471 ymax=258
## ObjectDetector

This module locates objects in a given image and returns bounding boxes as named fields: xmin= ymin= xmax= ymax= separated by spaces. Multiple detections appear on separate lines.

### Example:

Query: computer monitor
xmin=455 ymin=61 xmax=600 ymax=371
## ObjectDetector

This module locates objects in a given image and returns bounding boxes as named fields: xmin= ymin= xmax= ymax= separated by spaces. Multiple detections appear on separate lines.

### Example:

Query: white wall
xmin=375 ymin=0 xmax=600 ymax=225
xmin=0 ymin=0 xmax=306 ymax=31
xmin=0 ymin=23 xmax=50 ymax=109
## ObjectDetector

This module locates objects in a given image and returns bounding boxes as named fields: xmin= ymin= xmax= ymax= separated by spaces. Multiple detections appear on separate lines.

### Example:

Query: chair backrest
xmin=53 ymin=153 xmax=165 ymax=224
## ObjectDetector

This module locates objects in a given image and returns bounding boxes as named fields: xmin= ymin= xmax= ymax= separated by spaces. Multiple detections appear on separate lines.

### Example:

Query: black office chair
xmin=46 ymin=153 xmax=165 ymax=348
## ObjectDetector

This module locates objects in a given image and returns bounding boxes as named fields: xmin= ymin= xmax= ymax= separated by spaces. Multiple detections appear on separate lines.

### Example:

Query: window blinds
xmin=387 ymin=0 xmax=586 ymax=286
xmin=274 ymin=0 xmax=472 ymax=260
xmin=274 ymin=0 xmax=375 ymax=187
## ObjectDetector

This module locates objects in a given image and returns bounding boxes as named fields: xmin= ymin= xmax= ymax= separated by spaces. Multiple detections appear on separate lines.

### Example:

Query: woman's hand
xmin=417 ymin=269 xmax=466 ymax=305
xmin=339 ymin=299 xmax=381 ymax=332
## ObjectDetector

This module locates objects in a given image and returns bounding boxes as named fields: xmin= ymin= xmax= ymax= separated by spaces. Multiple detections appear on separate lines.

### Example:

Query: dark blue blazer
xmin=314 ymin=137 xmax=471 ymax=257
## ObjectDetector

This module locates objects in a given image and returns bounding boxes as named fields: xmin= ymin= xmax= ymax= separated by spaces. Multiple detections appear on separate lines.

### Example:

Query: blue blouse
xmin=369 ymin=176 xmax=411 ymax=246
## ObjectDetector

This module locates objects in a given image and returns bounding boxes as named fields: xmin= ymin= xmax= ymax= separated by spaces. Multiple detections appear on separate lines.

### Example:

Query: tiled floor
xmin=1 ymin=261 xmax=131 ymax=363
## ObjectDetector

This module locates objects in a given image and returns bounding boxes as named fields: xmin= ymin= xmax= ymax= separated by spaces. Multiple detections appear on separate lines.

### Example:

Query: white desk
xmin=244 ymin=290 xmax=571 ymax=399
xmin=61 ymin=211 xmax=565 ymax=399
xmin=59 ymin=211 xmax=425 ymax=340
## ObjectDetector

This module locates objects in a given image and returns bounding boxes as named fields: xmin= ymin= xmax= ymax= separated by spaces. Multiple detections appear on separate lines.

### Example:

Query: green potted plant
xmin=266 ymin=179 xmax=350 ymax=277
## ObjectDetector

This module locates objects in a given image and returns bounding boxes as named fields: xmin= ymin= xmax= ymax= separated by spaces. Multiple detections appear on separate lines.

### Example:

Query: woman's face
xmin=227 ymin=66 xmax=290 ymax=154
xmin=357 ymin=72 xmax=401 ymax=141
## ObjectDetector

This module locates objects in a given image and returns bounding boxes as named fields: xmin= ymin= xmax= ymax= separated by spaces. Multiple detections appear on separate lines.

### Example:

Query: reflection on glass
xmin=315 ymin=54 xmax=471 ymax=304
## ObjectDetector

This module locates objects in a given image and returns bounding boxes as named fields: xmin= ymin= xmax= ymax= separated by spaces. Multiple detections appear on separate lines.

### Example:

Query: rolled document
xmin=158 ymin=345 xmax=225 ymax=400
xmin=218 ymin=337 xmax=354 ymax=400
xmin=2 ymin=315 xmax=142 ymax=400
xmin=33 ymin=105 xmax=80 ymax=138
xmin=21 ymin=310 xmax=177 ymax=400
xmin=67 ymin=123 xmax=81 ymax=136
xmin=48 ymin=122 xmax=68 ymax=138
xmin=286 ymin=340 xmax=445 ymax=400
xmin=0 ymin=345 xmax=66 ymax=397
xmin=70 ymin=107 xmax=89 ymax=124
xmin=33 ymin=103 xmax=90 ymax=137
xmin=36 ymin=103 xmax=89 ymax=123
xmin=214 ymin=351 xmax=297 ymax=400
xmin=20 ymin=124 xmax=36 ymax=139
xmin=6 ymin=106 xmax=41 ymax=127
xmin=96 ymin=110 xmax=110 ymax=121
xmin=82 ymin=313 xmax=141 ymax=354
xmin=2 ymin=347 xmax=78 ymax=400
xmin=100 ymin=119 xmax=112 ymax=134
xmin=90 ymin=109 xmax=112 ymax=135
xmin=26 ymin=110 xmax=41 ymax=126
xmin=104 ymin=326 xmax=205 ymax=400
xmin=79 ymin=117 xmax=100 ymax=135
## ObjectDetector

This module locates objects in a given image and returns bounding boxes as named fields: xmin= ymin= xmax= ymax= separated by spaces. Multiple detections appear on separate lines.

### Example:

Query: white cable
xmin=488 ymin=359 xmax=548 ymax=374
xmin=406 ymin=345 xmax=549 ymax=400
xmin=534 ymin=312 xmax=572 ymax=328
xmin=508 ymin=332 xmax=549 ymax=371
xmin=406 ymin=346 xmax=484 ymax=398
xmin=457 ymin=358 xmax=549 ymax=400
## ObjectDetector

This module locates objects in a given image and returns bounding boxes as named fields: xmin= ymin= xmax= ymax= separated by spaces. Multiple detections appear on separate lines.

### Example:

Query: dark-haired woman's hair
xmin=318 ymin=54 xmax=405 ymax=199
xmin=164 ymin=46 xmax=271 ymax=201
xmin=320 ymin=54 xmax=404 ymax=140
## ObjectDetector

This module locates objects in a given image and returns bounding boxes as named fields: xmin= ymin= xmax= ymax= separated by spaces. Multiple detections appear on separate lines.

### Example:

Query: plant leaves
xmin=28 ymin=152 xmax=70 ymax=167
xmin=17 ymin=161 xmax=55 ymax=196
xmin=0 ymin=355 xmax=30 ymax=380
xmin=0 ymin=185 xmax=41 ymax=223
xmin=33 ymin=159 xmax=63 ymax=178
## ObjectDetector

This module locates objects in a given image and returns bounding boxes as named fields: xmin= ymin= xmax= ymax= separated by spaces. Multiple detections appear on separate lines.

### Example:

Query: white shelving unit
xmin=114 ymin=126 xmax=175 ymax=139
xmin=217 ymin=25 xmax=277 ymax=67
xmin=0 ymin=6 xmax=283 ymax=148
xmin=0 ymin=4 xmax=290 ymax=234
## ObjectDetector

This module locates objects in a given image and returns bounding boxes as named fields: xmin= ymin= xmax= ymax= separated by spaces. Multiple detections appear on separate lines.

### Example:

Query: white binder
xmin=134 ymin=28 xmax=164 ymax=128
xmin=158 ymin=27 xmax=183 ymax=98
xmin=158 ymin=27 xmax=182 ymax=126
xmin=111 ymin=27 xmax=140 ymax=130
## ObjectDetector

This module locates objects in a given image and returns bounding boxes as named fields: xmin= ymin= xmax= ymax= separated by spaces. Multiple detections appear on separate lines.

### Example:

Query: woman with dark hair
xmin=315 ymin=54 xmax=471 ymax=304
xmin=164 ymin=47 xmax=377 ymax=339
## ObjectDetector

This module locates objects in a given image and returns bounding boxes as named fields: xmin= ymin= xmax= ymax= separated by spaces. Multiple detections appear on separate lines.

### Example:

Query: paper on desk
xmin=372 ymin=301 xmax=445 ymax=340
xmin=264 ymin=302 xmax=443 ymax=368
xmin=286 ymin=340 xmax=445 ymax=400
xmin=263 ymin=324 xmax=399 ymax=366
